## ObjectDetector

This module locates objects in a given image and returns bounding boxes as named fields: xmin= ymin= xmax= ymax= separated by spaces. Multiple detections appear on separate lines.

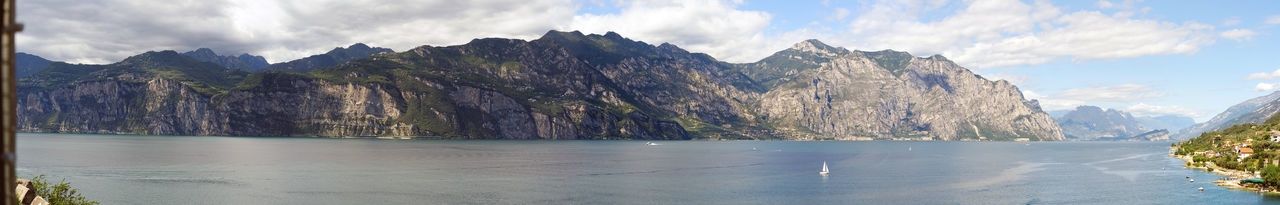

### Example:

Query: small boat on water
xmin=646 ymin=142 xmax=661 ymax=146
xmin=1190 ymin=178 xmax=1195 ymax=183
xmin=1198 ymin=187 xmax=1204 ymax=191
xmin=819 ymin=161 xmax=830 ymax=176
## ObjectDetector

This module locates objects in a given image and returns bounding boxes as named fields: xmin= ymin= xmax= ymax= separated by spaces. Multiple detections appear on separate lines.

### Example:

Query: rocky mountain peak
xmin=123 ymin=50 xmax=188 ymax=65
xmin=264 ymin=43 xmax=392 ymax=73
xmin=857 ymin=49 xmax=916 ymax=74
xmin=789 ymin=39 xmax=845 ymax=56
xmin=186 ymin=48 xmax=217 ymax=57
xmin=180 ymin=48 xmax=269 ymax=72
xmin=348 ymin=43 xmax=371 ymax=50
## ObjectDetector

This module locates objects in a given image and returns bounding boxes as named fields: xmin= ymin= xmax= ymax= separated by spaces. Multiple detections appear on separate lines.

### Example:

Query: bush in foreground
xmin=30 ymin=175 xmax=99 ymax=205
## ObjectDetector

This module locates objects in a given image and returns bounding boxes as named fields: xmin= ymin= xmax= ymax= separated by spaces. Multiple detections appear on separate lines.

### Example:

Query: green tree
xmin=1263 ymin=165 xmax=1280 ymax=188
xmin=30 ymin=175 xmax=99 ymax=205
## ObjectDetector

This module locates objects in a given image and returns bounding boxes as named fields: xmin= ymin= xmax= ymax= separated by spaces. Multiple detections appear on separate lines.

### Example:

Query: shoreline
xmin=1171 ymin=152 xmax=1280 ymax=194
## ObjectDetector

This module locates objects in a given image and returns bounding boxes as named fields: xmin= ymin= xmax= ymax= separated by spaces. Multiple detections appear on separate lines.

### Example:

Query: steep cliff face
xmin=18 ymin=31 xmax=1061 ymax=140
xmin=17 ymin=31 xmax=701 ymax=140
xmin=747 ymin=40 xmax=1063 ymax=141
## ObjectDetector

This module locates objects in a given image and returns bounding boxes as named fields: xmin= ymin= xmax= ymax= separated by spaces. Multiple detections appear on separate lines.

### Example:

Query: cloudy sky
xmin=14 ymin=0 xmax=1280 ymax=122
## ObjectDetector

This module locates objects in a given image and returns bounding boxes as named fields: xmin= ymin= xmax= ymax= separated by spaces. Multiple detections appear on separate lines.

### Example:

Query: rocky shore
xmin=1171 ymin=151 xmax=1280 ymax=194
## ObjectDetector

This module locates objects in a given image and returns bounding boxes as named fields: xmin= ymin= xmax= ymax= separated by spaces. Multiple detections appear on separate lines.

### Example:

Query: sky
xmin=13 ymin=0 xmax=1280 ymax=122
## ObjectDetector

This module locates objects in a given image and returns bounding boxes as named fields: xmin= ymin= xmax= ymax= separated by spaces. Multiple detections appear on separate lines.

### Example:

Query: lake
xmin=16 ymin=133 xmax=1280 ymax=204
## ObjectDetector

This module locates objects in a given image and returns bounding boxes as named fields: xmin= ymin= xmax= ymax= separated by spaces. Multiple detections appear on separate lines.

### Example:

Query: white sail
xmin=820 ymin=161 xmax=829 ymax=175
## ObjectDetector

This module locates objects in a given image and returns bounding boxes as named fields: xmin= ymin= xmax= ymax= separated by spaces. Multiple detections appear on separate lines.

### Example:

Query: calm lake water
xmin=16 ymin=133 xmax=1280 ymax=204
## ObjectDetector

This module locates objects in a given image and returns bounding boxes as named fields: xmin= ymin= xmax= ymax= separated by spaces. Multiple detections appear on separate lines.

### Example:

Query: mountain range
xmin=1053 ymin=105 xmax=1190 ymax=141
xmin=1176 ymin=91 xmax=1280 ymax=139
xmin=263 ymin=43 xmax=394 ymax=73
xmin=14 ymin=30 xmax=1063 ymax=140
xmin=180 ymin=48 xmax=270 ymax=72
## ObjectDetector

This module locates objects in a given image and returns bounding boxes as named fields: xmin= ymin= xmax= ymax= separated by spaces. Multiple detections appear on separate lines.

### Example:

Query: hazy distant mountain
xmin=16 ymin=52 xmax=53 ymax=79
xmin=1176 ymin=91 xmax=1280 ymax=139
xmin=1047 ymin=110 xmax=1071 ymax=118
xmin=1138 ymin=115 xmax=1195 ymax=132
xmin=1056 ymin=106 xmax=1146 ymax=140
xmin=1129 ymin=129 xmax=1170 ymax=141
xmin=1052 ymin=105 xmax=1193 ymax=141
xmin=263 ymin=43 xmax=393 ymax=73
xmin=181 ymin=48 xmax=269 ymax=72
xmin=15 ymin=31 xmax=1063 ymax=141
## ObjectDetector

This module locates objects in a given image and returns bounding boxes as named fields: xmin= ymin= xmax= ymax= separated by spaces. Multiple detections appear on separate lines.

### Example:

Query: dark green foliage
xmin=863 ymin=50 xmax=913 ymax=76
xmin=30 ymin=175 xmax=100 ymax=205
xmin=16 ymin=52 xmax=54 ymax=79
xmin=20 ymin=51 xmax=248 ymax=96
xmin=264 ymin=43 xmax=393 ymax=73
xmin=536 ymin=31 xmax=661 ymax=65
xmin=1176 ymin=111 xmax=1280 ymax=179
xmin=1265 ymin=166 xmax=1280 ymax=187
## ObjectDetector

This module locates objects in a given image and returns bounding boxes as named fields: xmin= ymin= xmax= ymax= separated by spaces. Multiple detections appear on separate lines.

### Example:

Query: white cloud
xmin=1246 ymin=69 xmax=1280 ymax=80
xmin=1256 ymin=82 xmax=1280 ymax=92
xmin=832 ymin=0 xmax=1216 ymax=68
xmin=1022 ymin=90 xmax=1086 ymax=111
xmin=1267 ymin=15 xmax=1280 ymax=25
xmin=1096 ymin=0 xmax=1141 ymax=10
xmin=1095 ymin=0 xmax=1114 ymax=9
xmin=1122 ymin=103 xmax=1203 ymax=118
xmin=568 ymin=0 xmax=788 ymax=63
xmin=1220 ymin=29 xmax=1257 ymax=42
xmin=1223 ymin=18 xmax=1241 ymax=27
xmin=1055 ymin=84 xmax=1165 ymax=102
xmin=10 ymin=0 xmax=1238 ymax=69
xmin=827 ymin=8 xmax=851 ymax=21
xmin=17 ymin=0 xmax=577 ymax=63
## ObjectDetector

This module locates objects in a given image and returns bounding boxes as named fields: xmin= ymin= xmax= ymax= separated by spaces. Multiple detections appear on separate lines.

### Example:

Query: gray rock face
xmin=1176 ymin=91 xmax=1280 ymax=139
xmin=16 ymin=31 xmax=1059 ymax=140
xmin=746 ymin=40 xmax=1063 ymax=141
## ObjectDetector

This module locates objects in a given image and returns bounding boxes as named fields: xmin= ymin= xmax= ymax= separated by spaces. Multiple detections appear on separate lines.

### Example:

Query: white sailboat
xmin=819 ymin=161 xmax=830 ymax=176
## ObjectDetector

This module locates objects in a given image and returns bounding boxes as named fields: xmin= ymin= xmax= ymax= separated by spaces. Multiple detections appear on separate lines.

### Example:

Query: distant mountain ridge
xmin=1176 ymin=91 xmax=1280 ymax=139
xmin=263 ymin=43 xmax=393 ymax=73
xmin=1139 ymin=115 xmax=1195 ymax=132
xmin=181 ymin=48 xmax=269 ymax=72
xmin=1054 ymin=105 xmax=1192 ymax=141
xmin=15 ymin=52 xmax=53 ymax=79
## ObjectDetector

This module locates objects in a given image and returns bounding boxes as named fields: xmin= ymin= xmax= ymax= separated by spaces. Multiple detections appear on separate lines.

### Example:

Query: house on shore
xmin=1240 ymin=148 xmax=1255 ymax=161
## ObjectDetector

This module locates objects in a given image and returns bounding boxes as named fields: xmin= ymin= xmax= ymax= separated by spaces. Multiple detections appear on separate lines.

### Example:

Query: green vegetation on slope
xmin=20 ymin=51 xmax=248 ymax=96
xmin=1175 ymin=112 xmax=1280 ymax=188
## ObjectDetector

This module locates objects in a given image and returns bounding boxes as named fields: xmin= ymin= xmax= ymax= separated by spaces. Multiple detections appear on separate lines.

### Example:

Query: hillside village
xmin=1173 ymin=113 xmax=1280 ymax=190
